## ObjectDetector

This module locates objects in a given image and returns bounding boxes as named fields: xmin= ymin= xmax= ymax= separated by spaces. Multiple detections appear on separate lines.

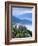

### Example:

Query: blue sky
xmin=12 ymin=7 xmax=32 ymax=21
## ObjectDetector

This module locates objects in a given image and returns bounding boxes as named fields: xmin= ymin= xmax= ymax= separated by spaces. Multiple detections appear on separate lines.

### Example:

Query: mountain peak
xmin=11 ymin=16 xmax=32 ymax=25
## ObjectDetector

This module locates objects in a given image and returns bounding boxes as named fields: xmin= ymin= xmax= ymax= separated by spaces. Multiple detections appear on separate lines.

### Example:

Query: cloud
xmin=20 ymin=18 xmax=32 ymax=21
xmin=12 ymin=7 xmax=32 ymax=17
xmin=16 ymin=11 xmax=32 ymax=16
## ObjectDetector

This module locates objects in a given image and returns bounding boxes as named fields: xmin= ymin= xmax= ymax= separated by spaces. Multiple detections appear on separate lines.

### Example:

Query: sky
xmin=12 ymin=7 xmax=32 ymax=21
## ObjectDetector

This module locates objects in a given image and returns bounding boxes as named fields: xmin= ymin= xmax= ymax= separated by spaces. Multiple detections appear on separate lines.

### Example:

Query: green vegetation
xmin=11 ymin=25 xmax=32 ymax=38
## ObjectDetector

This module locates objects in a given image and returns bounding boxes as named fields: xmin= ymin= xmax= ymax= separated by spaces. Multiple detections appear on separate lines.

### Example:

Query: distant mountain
xmin=20 ymin=19 xmax=32 ymax=24
xmin=11 ymin=16 xmax=21 ymax=24
xmin=11 ymin=16 xmax=32 ymax=25
xmin=18 ymin=13 xmax=32 ymax=18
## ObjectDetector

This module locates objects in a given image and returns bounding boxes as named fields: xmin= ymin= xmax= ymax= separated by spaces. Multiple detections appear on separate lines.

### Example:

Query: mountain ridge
xmin=11 ymin=16 xmax=32 ymax=25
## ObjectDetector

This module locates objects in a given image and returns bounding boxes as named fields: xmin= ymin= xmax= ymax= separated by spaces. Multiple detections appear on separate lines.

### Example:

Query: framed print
xmin=5 ymin=1 xmax=37 ymax=45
